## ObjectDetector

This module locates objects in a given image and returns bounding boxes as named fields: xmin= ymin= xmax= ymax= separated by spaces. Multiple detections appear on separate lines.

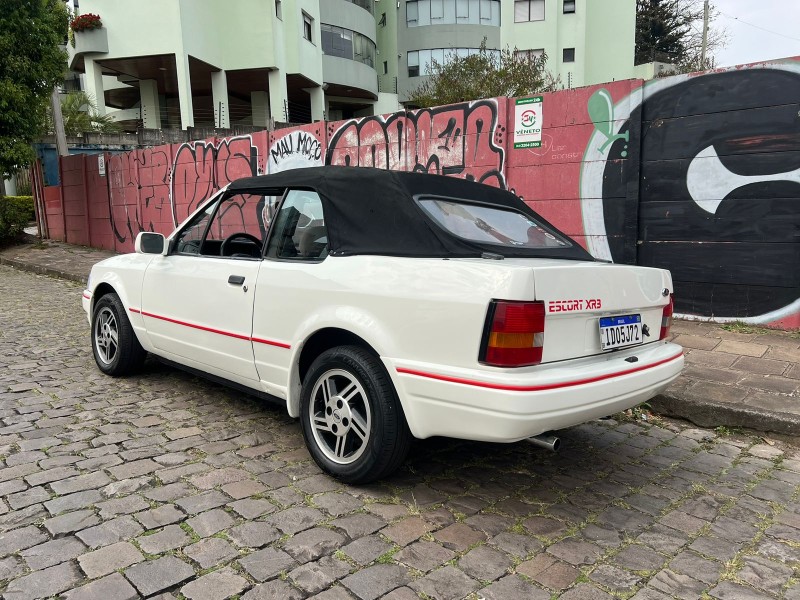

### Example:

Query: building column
xmin=175 ymin=54 xmax=194 ymax=129
xmin=139 ymin=79 xmax=162 ymax=129
xmin=211 ymin=70 xmax=229 ymax=128
xmin=251 ymin=91 xmax=271 ymax=128
xmin=268 ymin=68 xmax=288 ymax=124
xmin=83 ymin=58 xmax=105 ymax=115
xmin=307 ymin=86 xmax=325 ymax=122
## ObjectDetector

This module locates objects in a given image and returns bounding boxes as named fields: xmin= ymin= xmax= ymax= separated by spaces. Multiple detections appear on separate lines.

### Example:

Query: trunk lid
xmin=532 ymin=262 xmax=671 ymax=364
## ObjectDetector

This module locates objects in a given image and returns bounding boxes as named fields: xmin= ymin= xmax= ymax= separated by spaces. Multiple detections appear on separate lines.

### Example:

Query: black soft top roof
xmin=228 ymin=166 xmax=594 ymax=260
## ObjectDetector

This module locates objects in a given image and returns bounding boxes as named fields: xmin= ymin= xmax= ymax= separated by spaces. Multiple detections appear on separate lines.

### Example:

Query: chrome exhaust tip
xmin=526 ymin=432 xmax=561 ymax=452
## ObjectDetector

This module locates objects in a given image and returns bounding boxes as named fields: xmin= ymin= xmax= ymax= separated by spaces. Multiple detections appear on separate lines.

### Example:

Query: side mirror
xmin=135 ymin=232 xmax=166 ymax=255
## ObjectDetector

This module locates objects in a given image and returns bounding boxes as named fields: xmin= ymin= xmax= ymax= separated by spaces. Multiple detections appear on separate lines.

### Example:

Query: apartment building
xmin=393 ymin=0 xmax=636 ymax=101
xmin=68 ymin=0 xmax=635 ymax=129
xmin=69 ymin=0 xmax=397 ymax=129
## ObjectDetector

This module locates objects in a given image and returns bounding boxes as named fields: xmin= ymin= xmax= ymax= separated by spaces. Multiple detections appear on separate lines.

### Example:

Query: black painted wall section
xmin=602 ymin=69 xmax=800 ymax=319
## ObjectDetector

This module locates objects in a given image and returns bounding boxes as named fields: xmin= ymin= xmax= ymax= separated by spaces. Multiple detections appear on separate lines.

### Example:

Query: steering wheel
xmin=220 ymin=233 xmax=262 ymax=258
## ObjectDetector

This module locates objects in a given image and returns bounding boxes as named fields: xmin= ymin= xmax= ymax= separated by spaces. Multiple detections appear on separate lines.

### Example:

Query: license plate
xmin=599 ymin=314 xmax=643 ymax=350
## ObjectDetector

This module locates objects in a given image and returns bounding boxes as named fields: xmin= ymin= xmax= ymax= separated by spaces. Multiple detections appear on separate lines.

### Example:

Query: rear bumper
xmin=387 ymin=342 xmax=684 ymax=442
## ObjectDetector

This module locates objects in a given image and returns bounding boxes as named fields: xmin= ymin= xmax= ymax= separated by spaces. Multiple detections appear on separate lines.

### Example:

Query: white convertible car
xmin=83 ymin=167 xmax=683 ymax=482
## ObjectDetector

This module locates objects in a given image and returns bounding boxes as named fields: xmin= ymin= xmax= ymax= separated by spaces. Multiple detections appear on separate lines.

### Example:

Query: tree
xmin=0 ymin=0 xmax=69 ymax=182
xmin=635 ymin=0 xmax=726 ymax=70
xmin=408 ymin=40 xmax=559 ymax=108
xmin=57 ymin=91 xmax=122 ymax=135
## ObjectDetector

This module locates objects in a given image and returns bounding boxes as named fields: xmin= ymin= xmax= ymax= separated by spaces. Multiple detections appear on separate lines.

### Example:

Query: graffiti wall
xmin=56 ymin=58 xmax=799 ymax=328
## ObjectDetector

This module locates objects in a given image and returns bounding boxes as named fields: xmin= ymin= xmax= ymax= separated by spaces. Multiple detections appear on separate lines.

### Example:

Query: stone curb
xmin=651 ymin=389 xmax=800 ymax=437
xmin=0 ymin=256 xmax=86 ymax=285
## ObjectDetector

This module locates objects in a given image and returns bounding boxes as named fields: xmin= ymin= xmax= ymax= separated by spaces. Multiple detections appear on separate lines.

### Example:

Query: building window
xmin=407 ymin=0 xmax=418 ymax=24
xmin=479 ymin=0 xmax=491 ymax=21
xmin=321 ymin=24 xmax=376 ymax=67
xmin=408 ymin=47 xmax=501 ymax=77
xmin=408 ymin=50 xmax=419 ymax=77
xmin=407 ymin=0 xmax=500 ymax=27
xmin=563 ymin=47 xmax=575 ymax=62
xmin=564 ymin=0 xmax=576 ymax=13
xmin=275 ymin=0 xmax=282 ymax=19
xmin=303 ymin=12 xmax=313 ymax=42
xmin=383 ymin=60 xmax=388 ymax=74
xmin=514 ymin=0 xmax=544 ymax=22
xmin=514 ymin=48 xmax=544 ymax=61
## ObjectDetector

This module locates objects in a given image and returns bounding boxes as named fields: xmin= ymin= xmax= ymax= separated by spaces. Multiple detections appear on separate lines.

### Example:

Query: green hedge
xmin=0 ymin=196 xmax=35 ymax=245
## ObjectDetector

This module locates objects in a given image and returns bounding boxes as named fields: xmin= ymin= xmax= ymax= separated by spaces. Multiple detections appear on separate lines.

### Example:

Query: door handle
xmin=228 ymin=275 xmax=245 ymax=286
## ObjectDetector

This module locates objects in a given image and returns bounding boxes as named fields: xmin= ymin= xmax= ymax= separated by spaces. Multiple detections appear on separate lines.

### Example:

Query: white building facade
xmin=68 ymin=0 xmax=635 ymax=129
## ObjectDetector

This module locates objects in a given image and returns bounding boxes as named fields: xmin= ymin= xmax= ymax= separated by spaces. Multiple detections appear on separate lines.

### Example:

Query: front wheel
xmin=91 ymin=293 xmax=146 ymax=376
xmin=300 ymin=346 xmax=411 ymax=484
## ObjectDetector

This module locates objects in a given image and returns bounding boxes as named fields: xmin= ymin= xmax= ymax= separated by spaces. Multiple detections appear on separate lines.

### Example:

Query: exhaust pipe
xmin=526 ymin=432 xmax=561 ymax=452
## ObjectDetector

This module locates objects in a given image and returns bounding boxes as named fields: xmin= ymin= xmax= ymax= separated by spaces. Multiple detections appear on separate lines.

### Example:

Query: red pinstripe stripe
xmin=128 ymin=307 xmax=290 ymax=349
xmin=396 ymin=350 xmax=684 ymax=392
xmin=251 ymin=337 xmax=292 ymax=349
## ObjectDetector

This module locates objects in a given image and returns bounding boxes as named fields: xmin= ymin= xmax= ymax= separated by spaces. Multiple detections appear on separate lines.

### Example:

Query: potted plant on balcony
xmin=69 ymin=13 xmax=108 ymax=54
xmin=70 ymin=13 xmax=102 ymax=32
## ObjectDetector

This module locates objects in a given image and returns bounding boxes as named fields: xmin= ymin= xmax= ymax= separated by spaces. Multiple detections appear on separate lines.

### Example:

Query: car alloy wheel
xmin=300 ymin=345 xmax=411 ymax=483
xmin=308 ymin=369 xmax=372 ymax=465
xmin=94 ymin=306 xmax=119 ymax=366
xmin=91 ymin=293 xmax=147 ymax=376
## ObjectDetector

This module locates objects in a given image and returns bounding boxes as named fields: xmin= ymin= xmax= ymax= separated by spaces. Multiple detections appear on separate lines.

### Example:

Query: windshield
xmin=418 ymin=198 xmax=571 ymax=249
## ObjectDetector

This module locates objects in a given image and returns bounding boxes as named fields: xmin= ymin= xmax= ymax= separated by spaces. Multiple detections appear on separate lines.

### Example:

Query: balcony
xmin=69 ymin=27 xmax=108 ymax=70
xmin=342 ymin=0 xmax=373 ymax=14
xmin=322 ymin=55 xmax=378 ymax=98
xmin=75 ymin=27 xmax=108 ymax=55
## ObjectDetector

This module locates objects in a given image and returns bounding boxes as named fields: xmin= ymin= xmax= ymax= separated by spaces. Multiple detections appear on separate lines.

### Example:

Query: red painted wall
xmin=43 ymin=186 xmax=64 ymax=242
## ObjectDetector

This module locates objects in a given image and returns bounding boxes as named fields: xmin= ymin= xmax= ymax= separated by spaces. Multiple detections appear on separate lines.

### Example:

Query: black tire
xmin=300 ymin=345 xmax=412 ymax=484
xmin=91 ymin=293 xmax=147 ymax=376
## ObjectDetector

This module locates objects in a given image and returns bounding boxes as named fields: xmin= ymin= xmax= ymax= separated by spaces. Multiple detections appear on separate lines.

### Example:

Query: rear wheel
xmin=91 ymin=294 xmax=146 ymax=376
xmin=300 ymin=345 xmax=411 ymax=483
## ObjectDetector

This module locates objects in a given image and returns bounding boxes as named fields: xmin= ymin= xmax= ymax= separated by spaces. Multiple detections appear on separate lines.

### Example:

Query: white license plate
xmin=599 ymin=314 xmax=643 ymax=350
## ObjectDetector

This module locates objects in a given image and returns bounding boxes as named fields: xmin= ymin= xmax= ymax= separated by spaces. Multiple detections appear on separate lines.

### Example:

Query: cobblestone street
xmin=0 ymin=264 xmax=799 ymax=599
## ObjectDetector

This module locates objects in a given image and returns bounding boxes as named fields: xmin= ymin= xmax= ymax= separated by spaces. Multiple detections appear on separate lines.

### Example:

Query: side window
xmin=174 ymin=198 xmax=219 ymax=255
xmin=174 ymin=192 xmax=268 ymax=259
xmin=266 ymin=190 xmax=327 ymax=260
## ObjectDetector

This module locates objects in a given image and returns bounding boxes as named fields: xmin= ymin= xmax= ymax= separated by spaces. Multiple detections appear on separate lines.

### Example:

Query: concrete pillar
xmin=251 ymin=91 xmax=271 ymax=128
xmin=3 ymin=176 xmax=17 ymax=196
xmin=139 ymin=79 xmax=162 ymax=129
xmin=268 ymin=68 xmax=288 ymax=124
xmin=83 ymin=58 xmax=106 ymax=115
xmin=307 ymin=86 xmax=325 ymax=122
xmin=211 ymin=70 xmax=229 ymax=128
xmin=175 ymin=54 xmax=194 ymax=129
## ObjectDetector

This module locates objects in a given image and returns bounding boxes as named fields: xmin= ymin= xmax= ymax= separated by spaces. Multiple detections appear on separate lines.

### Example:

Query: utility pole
xmin=700 ymin=0 xmax=710 ymax=67
xmin=50 ymin=87 xmax=69 ymax=157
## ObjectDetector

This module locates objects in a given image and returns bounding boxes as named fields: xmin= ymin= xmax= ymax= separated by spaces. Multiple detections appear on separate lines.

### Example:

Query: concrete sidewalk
xmin=2 ymin=236 xmax=799 ymax=437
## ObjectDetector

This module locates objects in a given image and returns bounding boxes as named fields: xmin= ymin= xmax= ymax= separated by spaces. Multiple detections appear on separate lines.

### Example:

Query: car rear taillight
xmin=481 ymin=301 xmax=545 ymax=367
xmin=659 ymin=294 xmax=674 ymax=340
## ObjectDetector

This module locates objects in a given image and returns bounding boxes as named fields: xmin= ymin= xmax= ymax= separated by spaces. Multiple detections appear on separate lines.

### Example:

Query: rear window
xmin=418 ymin=198 xmax=571 ymax=249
